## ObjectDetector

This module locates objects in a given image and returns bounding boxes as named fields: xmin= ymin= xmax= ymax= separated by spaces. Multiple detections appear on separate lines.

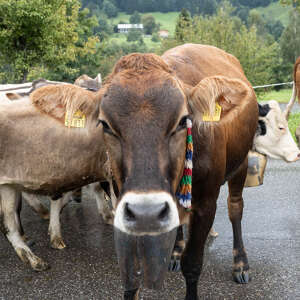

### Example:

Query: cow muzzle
xmin=114 ymin=192 xmax=179 ymax=236
xmin=114 ymin=226 xmax=177 ymax=290
xmin=113 ymin=192 xmax=179 ymax=290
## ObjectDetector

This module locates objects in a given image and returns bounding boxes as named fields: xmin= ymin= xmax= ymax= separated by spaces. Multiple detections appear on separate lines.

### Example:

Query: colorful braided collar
xmin=176 ymin=118 xmax=193 ymax=211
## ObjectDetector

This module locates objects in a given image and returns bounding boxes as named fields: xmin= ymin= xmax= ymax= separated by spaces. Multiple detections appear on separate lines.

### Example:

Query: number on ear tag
xmin=65 ymin=110 xmax=86 ymax=128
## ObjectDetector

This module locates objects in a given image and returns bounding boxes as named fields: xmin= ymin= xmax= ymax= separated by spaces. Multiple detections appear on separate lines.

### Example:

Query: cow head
xmin=254 ymin=100 xmax=300 ymax=162
xmin=98 ymin=53 xmax=255 ymax=289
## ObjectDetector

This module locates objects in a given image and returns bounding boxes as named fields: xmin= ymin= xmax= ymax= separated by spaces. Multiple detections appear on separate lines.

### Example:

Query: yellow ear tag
xmin=203 ymin=103 xmax=222 ymax=122
xmin=65 ymin=110 xmax=86 ymax=128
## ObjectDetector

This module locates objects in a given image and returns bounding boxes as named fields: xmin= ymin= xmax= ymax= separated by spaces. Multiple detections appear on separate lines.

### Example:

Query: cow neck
xmin=176 ymin=118 xmax=193 ymax=211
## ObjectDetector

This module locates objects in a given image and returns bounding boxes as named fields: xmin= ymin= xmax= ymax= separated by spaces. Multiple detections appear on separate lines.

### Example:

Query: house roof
xmin=118 ymin=24 xmax=143 ymax=29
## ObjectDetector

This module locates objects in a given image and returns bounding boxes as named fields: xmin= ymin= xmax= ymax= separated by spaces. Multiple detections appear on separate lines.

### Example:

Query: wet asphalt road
xmin=0 ymin=158 xmax=299 ymax=300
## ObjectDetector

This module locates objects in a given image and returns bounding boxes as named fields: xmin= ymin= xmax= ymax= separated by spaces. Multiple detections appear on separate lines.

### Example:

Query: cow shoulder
xmin=30 ymin=84 xmax=98 ymax=123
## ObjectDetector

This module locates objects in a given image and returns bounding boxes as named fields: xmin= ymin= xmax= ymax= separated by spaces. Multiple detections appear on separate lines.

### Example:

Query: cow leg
xmin=22 ymin=192 xmax=50 ymax=220
xmin=0 ymin=185 xmax=49 ymax=271
xmin=227 ymin=159 xmax=250 ymax=284
xmin=181 ymin=192 xmax=218 ymax=300
xmin=93 ymin=183 xmax=114 ymax=225
xmin=48 ymin=194 xmax=70 ymax=249
xmin=15 ymin=193 xmax=24 ymax=237
xmin=124 ymin=288 xmax=140 ymax=300
xmin=169 ymin=225 xmax=185 ymax=272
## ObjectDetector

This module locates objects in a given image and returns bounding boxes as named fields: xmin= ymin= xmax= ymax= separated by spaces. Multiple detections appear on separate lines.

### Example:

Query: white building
xmin=118 ymin=24 xmax=144 ymax=34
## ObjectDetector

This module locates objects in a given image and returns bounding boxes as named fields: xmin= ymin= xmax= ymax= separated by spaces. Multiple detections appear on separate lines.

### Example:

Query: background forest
xmin=0 ymin=0 xmax=299 ymax=88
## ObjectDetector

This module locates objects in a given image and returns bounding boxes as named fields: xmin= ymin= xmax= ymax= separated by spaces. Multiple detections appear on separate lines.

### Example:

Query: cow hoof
xmin=31 ymin=258 xmax=50 ymax=272
xmin=168 ymin=256 xmax=181 ymax=272
xmin=51 ymin=237 xmax=66 ymax=250
xmin=16 ymin=248 xmax=50 ymax=271
xmin=209 ymin=227 xmax=219 ymax=237
xmin=233 ymin=270 xmax=250 ymax=284
xmin=233 ymin=248 xmax=249 ymax=284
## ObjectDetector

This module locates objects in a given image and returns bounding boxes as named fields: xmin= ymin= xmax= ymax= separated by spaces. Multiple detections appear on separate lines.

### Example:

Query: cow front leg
xmin=228 ymin=159 xmax=249 ymax=284
xmin=169 ymin=225 xmax=185 ymax=272
xmin=181 ymin=197 xmax=217 ymax=300
xmin=48 ymin=194 xmax=70 ymax=249
xmin=0 ymin=185 xmax=49 ymax=271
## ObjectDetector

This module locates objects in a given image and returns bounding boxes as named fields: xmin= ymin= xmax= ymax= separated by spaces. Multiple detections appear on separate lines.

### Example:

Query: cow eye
xmin=279 ymin=127 xmax=285 ymax=131
xmin=178 ymin=116 xmax=188 ymax=128
xmin=171 ymin=116 xmax=188 ymax=137
xmin=98 ymin=120 xmax=113 ymax=134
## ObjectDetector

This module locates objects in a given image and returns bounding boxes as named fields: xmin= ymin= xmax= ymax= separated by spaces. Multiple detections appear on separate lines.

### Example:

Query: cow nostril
xmin=298 ymin=153 xmax=300 ymax=158
xmin=158 ymin=202 xmax=170 ymax=220
xmin=124 ymin=203 xmax=136 ymax=221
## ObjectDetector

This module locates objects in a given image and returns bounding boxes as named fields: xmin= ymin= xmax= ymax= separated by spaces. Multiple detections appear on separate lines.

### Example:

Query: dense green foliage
xmin=0 ymin=0 xmax=99 ymax=82
xmin=81 ymin=0 xmax=278 ymax=14
xmin=280 ymin=9 xmax=300 ymax=68
xmin=130 ymin=11 xmax=142 ymax=24
xmin=0 ymin=0 xmax=299 ymax=86
xmin=160 ymin=2 xmax=282 ymax=86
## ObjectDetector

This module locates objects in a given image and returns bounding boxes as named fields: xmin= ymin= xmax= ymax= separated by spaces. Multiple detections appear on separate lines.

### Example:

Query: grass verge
xmin=257 ymin=88 xmax=293 ymax=103
xmin=288 ymin=112 xmax=300 ymax=142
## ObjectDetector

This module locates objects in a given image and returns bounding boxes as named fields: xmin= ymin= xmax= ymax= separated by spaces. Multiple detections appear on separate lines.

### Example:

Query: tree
xmin=102 ymin=0 xmax=118 ymax=18
xmin=280 ymin=9 xmax=300 ymax=66
xmin=130 ymin=11 xmax=141 ymax=24
xmin=281 ymin=0 xmax=300 ymax=10
xmin=0 ymin=0 xmax=99 ymax=83
xmin=127 ymin=29 xmax=143 ymax=42
xmin=141 ymin=14 xmax=157 ymax=35
xmin=175 ymin=8 xmax=192 ymax=42
xmin=266 ymin=20 xmax=284 ymax=41
xmin=161 ymin=1 xmax=282 ymax=87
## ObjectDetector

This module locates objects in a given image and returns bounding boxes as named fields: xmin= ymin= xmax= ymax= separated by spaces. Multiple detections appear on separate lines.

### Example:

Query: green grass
xmin=253 ymin=2 xmax=292 ymax=27
xmin=257 ymin=88 xmax=293 ymax=103
xmin=108 ymin=11 xmax=179 ymax=50
xmin=288 ymin=113 xmax=300 ymax=142
xmin=110 ymin=11 xmax=179 ymax=34
xmin=109 ymin=33 xmax=160 ymax=51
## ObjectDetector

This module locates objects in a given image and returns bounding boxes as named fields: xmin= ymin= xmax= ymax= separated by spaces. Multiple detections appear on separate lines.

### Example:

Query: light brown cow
xmin=74 ymin=74 xmax=102 ymax=91
xmin=98 ymin=44 xmax=258 ymax=299
xmin=1 ymin=82 xmax=115 ymax=251
xmin=0 ymin=84 xmax=109 ymax=270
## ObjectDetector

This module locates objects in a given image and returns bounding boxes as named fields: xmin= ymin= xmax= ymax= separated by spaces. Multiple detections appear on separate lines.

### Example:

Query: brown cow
xmin=284 ymin=57 xmax=300 ymax=120
xmin=0 ymin=84 xmax=109 ymax=270
xmin=284 ymin=57 xmax=300 ymax=145
xmin=98 ymin=44 xmax=258 ymax=299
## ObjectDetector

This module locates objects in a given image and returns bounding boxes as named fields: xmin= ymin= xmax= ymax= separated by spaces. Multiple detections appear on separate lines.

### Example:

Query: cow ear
xmin=188 ymin=75 xmax=254 ymax=123
xmin=6 ymin=93 xmax=23 ymax=101
xmin=30 ymin=84 xmax=97 ymax=123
